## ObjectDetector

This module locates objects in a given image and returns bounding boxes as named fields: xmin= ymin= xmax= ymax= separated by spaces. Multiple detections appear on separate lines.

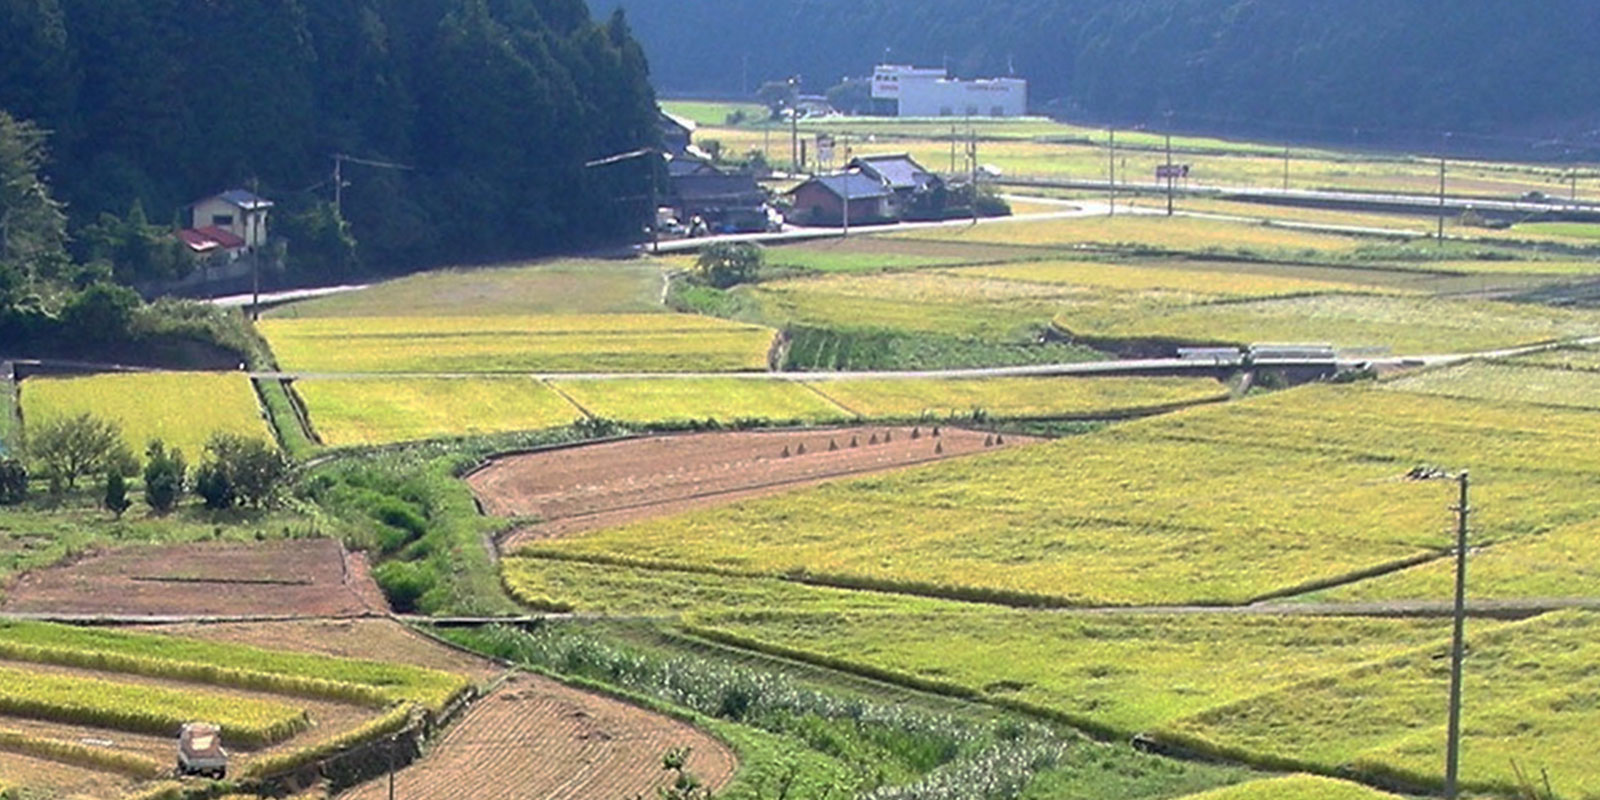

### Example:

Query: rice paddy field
xmin=292 ymin=378 xmax=583 ymax=446
xmin=524 ymin=383 xmax=1600 ymax=608
xmin=258 ymin=314 xmax=777 ymax=373
xmin=893 ymin=214 xmax=1373 ymax=254
xmin=1378 ymin=360 xmax=1600 ymax=409
xmin=264 ymin=259 xmax=667 ymax=318
xmin=808 ymin=375 xmax=1228 ymax=419
xmin=950 ymin=259 xmax=1410 ymax=297
xmin=1153 ymin=611 xmax=1600 ymax=798
xmin=550 ymin=378 xmax=849 ymax=425
xmin=18 ymin=372 xmax=270 ymax=458
xmin=1505 ymin=343 xmax=1600 ymax=371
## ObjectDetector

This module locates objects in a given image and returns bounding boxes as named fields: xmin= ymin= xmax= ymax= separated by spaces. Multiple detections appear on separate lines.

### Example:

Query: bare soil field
xmin=137 ymin=619 xmax=503 ymax=683
xmin=475 ymin=426 xmax=1036 ymax=550
xmin=340 ymin=672 xmax=735 ymax=800
xmin=0 ymin=750 xmax=136 ymax=797
xmin=0 ymin=539 xmax=389 ymax=617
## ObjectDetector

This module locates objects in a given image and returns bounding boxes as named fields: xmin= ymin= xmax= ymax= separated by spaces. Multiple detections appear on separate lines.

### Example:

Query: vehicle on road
xmin=177 ymin=722 xmax=227 ymax=779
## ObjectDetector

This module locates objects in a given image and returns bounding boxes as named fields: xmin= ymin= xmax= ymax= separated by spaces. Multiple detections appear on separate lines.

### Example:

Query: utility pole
xmin=1444 ymin=471 xmax=1471 ymax=800
xmin=1108 ymin=128 xmax=1117 ymax=217
xmin=585 ymin=147 xmax=662 ymax=254
xmin=969 ymin=123 xmax=979 ymax=226
xmin=1282 ymin=144 xmax=1291 ymax=192
xmin=333 ymin=156 xmax=344 ymax=218
xmin=387 ymin=733 xmax=396 ymax=800
xmin=842 ymin=170 xmax=851 ymax=238
xmin=1437 ymin=155 xmax=1448 ymax=241
xmin=789 ymin=76 xmax=801 ymax=175
xmin=1164 ymin=110 xmax=1175 ymax=216
xmin=950 ymin=125 xmax=957 ymax=174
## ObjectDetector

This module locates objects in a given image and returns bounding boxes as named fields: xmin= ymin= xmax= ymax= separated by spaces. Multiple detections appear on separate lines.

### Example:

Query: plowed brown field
xmin=1 ymin=539 xmax=389 ymax=617
xmin=340 ymin=673 xmax=736 ymax=800
xmin=477 ymin=426 xmax=1034 ymax=550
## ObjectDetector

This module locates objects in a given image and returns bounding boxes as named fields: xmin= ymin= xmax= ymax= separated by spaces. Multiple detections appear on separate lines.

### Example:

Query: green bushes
xmin=0 ymin=458 xmax=26 ymax=505
xmin=141 ymin=440 xmax=185 ymax=513
xmin=195 ymin=432 xmax=289 ymax=509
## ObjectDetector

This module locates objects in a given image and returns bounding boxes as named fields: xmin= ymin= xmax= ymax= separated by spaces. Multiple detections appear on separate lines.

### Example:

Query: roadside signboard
xmin=1156 ymin=164 xmax=1191 ymax=179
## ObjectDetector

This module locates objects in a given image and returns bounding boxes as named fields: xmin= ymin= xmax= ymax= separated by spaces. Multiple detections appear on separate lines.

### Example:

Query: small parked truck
xmin=177 ymin=722 xmax=227 ymax=778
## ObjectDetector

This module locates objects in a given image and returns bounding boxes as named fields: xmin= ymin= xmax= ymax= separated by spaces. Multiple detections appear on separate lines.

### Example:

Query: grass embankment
xmin=19 ymin=372 xmax=271 ymax=458
xmin=0 ymin=662 xmax=309 ymax=747
xmin=0 ymin=621 xmax=467 ymax=711
xmin=1506 ymin=344 xmax=1600 ymax=371
xmin=808 ymin=376 xmax=1227 ymax=419
xmin=435 ymin=622 xmax=1252 ymax=800
xmin=524 ymin=384 xmax=1600 ymax=608
xmin=1379 ymin=360 xmax=1600 ymax=410
xmin=1153 ymin=610 xmax=1600 ymax=798
xmin=0 ymin=728 xmax=164 ymax=777
xmin=259 ymin=314 xmax=776 ymax=373
xmin=295 ymin=378 xmax=583 ymax=447
xmin=1170 ymin=775 xmax=1408 ymax=800
xmin=552 ymin=378 xmax=848 ymax=426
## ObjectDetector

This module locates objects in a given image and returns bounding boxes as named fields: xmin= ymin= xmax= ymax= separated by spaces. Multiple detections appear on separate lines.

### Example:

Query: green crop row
xmin=0 ymin=663 xmax=309 ymax=747
xmin=0 ymin=621 xmax=469 ymax=712
xmin=241 ymin=702 xmax=416 ymax=780
xmin=0 ymin=727 xmax=167 ymax=778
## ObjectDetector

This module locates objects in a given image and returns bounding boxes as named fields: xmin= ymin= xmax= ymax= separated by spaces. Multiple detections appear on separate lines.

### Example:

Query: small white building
xmin=871 ymin=64 xmax=1027 ymax=118
xmin=189 ymin=189 xmax=274 ymax=250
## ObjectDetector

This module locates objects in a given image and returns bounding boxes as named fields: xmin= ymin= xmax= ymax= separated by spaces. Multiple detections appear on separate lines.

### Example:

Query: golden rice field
xmin=743 ymin=272 xmax=1085 ymax=339
xmin=293 ymin=378 xmax=583 ymax=446
xmin=949 ymin=259 xmax=1407 ymax=297
xmin=527 ymin=384 xmax=1600 ymax=607
xmin=1506 ymin=344 xmax=1600 ymax=371
xmin=1154 ymin=610 xmax=1600 ymax=798
xmin=1173 ymin=775 xmax=1407 ymax=800
xmin=1379 ymin=361 xmax=1600 ymax=409
xmin=259 ymin=314 xmax=777 ymax=374
xmin=1058 ymin=292 xmax=1600 ymax=354
xmin=809 ymin=376 xmax=1227 ymax=419
xmin=266 ymin=258 xmax=667 ymax=318
xmin=894 ymin=214 xmax=1372 ymax=253
xmin=19 ymin=372 xmax=270 ymax=458
xmin=550 ymin=378 xmax=849 ymax=425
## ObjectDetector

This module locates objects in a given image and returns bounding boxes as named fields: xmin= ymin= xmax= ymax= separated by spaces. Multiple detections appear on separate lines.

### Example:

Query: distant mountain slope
xmin=605 ymin=0 xmax=1600 ymax=148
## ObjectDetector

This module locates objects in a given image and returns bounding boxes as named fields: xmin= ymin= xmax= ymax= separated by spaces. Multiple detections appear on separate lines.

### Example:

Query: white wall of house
xmin=192 ymin=197 xmax=270 ymax=248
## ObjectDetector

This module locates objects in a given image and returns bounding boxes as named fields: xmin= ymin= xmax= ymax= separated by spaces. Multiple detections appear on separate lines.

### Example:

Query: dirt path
xmin=339 ymin=673 xmax=735 ymax=800
xmin=473 ymin=426 xmax=1036 ymax=550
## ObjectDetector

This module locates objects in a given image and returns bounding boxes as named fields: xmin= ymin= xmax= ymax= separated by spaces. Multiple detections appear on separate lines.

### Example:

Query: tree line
xmin=0 ymin=0 xmax=659 ymax=285
xmin=605 ymin=0 xmax=1600 ymax=150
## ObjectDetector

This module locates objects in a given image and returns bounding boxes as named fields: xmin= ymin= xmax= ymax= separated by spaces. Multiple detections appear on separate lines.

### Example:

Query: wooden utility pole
xmin=789 ymin=76 xmax=801 ymax=174
xmin=1165 ymin=111 xmax=1175 ymax=216
xmin=1108 ymin=128 xmax=1117 ymax=217
xmin=1282 ymin=145 xmax=1291 ymax=192
xmin=1444 ymin=471 xmax=1471 ymax=800
xmin=1437 ymin=155 xmax=1448 ymax=241
xmin=387 ymin=734 xmax=396 ymax=800
xmin=969 ymin=123 xmax=979 ymax=226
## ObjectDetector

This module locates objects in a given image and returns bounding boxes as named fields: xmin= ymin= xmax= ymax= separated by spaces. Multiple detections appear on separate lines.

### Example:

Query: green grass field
xmin=1514 ymin=221 xmax=1600 ymax=241
xmin=294 ymin=378 xmax=582 ymax=446
xmin=660 ymin=100 xmax=769 ymax=127
xmin=743 ymin=271 xmax=1078 ymax=340
xmin=525 ymin=384 xmax=1600 ymax=608
xmin=1379 ymin=361 xmax=1600 ymax=409
xmin=765 ymin=247 xmax=980 ymax=273
xmin=550 ymin=378 xmax=848 ymax=425
xmin=259 ymin=314 xmax=777 ymax=373
xmin=19 ymin=372 xmax=270 ymax=458
xmin=1172 ymin=775 xmax=1406 ymax=800
xmin=1155 ymin=610 xmax=1600 ymax=798
xmin=265 ymin=259 xmax=667 ymax=318
xmin=809 ymin=376 xmax=1227 ymax=419
xmin=1504 ymin=344 xmax=1600 ymax=371
xmin=691 ymin=610 xmax=1450 ymax=738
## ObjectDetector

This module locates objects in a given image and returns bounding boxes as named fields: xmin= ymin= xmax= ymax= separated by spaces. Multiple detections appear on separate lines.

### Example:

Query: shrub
xmin=26 ymin=411 xmax=134 ymax=489
xmin=194 ymin=460 xmax=233 ymax=510
xmin=142 ymin=440 xmax=186 ymax=513
xmin=103 ymin=471 xmax=130 ymax=518
xmin=373 ymin=560 xmax=436 ymax=613
xmin=196 ymin=432 xmax=288 ymax=509
xmin=0 ymin=458 xmax=25 ymax=505
xmin=693 ymin=242 xmax=764 ymax=289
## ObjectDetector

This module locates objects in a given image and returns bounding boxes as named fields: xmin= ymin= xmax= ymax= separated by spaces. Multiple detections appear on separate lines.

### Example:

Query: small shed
xmin=787 ymin=172 xmax=892 ymax=226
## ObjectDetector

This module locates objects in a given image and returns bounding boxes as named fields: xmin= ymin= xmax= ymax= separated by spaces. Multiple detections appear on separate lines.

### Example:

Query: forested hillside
xmin=607 ymin=0 xmax=1600 ymax=148
xmin=0 ymin=0 xmax=657 ymax=276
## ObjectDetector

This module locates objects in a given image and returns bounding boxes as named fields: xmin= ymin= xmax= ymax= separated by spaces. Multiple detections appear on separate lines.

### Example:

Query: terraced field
xmin=551 ymin=378 xmax=849 ymax=425
xmin=809 ymin=375 xmax=1227 ymax=419
xmin=259 ymin=314 xmax=777 ymax=373
xmin=1379 ymin=360 xmax=1600 ymax=409
xmin=0 ymin=620 xmax=473 ymax=796
xmin=892 ymin=213 xmax=1375 ymax=253
xmin=19 ymin=372 xmax=270 ymax=457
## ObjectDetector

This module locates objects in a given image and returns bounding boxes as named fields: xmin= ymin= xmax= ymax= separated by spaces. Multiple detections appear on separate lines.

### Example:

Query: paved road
xmin=206 ymin=284 xmax=370 ymax=308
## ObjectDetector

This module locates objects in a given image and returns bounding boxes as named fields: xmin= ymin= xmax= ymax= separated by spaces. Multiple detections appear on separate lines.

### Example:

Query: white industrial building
xmin=871 ymin=64 xmax=1027 ymax=118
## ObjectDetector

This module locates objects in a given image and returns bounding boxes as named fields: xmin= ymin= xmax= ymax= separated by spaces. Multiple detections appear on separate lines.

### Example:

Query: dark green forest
xmin=606 ymin=0 xmax=1600 ymax=151
xmin=0 ymin=0 xmax=658 ymax=284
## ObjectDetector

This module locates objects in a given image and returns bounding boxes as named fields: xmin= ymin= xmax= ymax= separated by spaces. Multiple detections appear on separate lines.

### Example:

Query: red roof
xmin=176 ymin=226 xmax=247 ymax=253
